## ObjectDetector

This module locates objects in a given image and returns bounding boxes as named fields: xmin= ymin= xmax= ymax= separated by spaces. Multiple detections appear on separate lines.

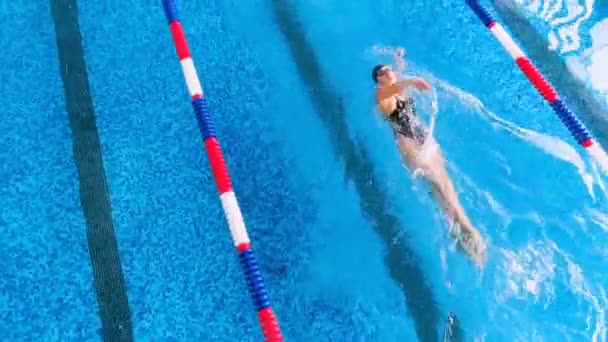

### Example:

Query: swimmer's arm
xmin=376 ymin=78 xmax=431 ymax=101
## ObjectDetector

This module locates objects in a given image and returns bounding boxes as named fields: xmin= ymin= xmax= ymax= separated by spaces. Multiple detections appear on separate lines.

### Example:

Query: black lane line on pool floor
xmin=50 ymin=0 xmax=134 ymax=340
xmin=491 ymin=0 xmax=608 ymax=147
xmin=271 ymin=1 xmax=442 ymax=341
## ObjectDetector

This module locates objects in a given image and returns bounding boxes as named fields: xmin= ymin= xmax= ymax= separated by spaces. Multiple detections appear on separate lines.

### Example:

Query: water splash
xmin=497 ymin=241 xmax=556 ymax=303
xmin=554 ymin=245 xmax=607 ymax=342
xmin=427 ymin=75 xmax=606 ymax=199
xmin=587 ymin=208 xmax=608 ymax=234
xmin=370 ymin=44 xmax=399 ymax=56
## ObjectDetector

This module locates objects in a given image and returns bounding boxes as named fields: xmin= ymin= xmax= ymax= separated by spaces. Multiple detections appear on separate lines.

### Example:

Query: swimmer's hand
xmin=395 ymin=47 xmax=405 ymax=57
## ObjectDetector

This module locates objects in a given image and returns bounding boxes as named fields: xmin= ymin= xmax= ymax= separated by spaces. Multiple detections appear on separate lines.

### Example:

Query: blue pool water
xmin=1 ymin=0 xmax=607 ymax=341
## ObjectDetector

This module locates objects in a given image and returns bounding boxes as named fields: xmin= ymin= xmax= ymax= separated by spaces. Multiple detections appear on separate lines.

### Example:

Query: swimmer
xmin=372 ymin=48 xmax=487 ymax=266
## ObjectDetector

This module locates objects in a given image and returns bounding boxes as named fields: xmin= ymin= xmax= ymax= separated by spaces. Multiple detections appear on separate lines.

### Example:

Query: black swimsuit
xmin=387 ymin=96 xmax=428 ymax=144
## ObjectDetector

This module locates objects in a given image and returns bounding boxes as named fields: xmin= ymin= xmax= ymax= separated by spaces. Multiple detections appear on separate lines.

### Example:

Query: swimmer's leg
xmin=395 ymin=134 xmax=487 ymax=266
xmin=425 ymin=157 xmax=487 ymax=266
xmin=428 ymin=181 xmax=486 ymax=266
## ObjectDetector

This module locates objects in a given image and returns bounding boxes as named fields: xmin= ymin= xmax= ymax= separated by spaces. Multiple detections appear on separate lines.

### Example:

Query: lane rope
xmin=161 ymin=1 xmax=284 ymax=340
xmin=466 ymin=0 xmax=608 ymax=173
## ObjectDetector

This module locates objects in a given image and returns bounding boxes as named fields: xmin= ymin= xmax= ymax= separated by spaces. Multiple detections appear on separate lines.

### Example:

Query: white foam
xmin=513 ymin=0 xmax=595 ymax=54
xmin=548 ymin=30 xmax=559 ymax=50
xmin=586 ymin=142 xmax=608 ymax=175
xmin=528 ymin=0 xmax=542 ymax=13
xmin=586 ymin=208 xmax=608 ymax=233
xmin=586 ymin=19 xmax=608 ymax=100
xmin=542 ymin=0 xmax=563 ymax=22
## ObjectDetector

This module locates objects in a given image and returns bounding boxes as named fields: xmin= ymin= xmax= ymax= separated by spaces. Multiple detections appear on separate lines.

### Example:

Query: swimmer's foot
xmin=452 ymin=223 xmax=487 ymax=267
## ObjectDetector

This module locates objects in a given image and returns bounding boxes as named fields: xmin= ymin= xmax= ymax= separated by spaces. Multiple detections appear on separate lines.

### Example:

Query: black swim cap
xmin=372 ymin=64 xmax=387 ymax=83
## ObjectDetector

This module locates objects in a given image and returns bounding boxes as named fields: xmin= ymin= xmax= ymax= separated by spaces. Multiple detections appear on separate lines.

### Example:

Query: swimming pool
xmin=1 ymin=0 xmax=607 ymax=340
